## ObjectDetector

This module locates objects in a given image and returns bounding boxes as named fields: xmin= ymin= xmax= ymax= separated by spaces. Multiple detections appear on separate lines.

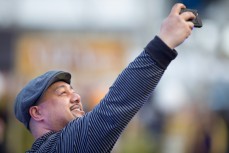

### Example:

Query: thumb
xmin=170 ymin=3 xmax=186 ymax=15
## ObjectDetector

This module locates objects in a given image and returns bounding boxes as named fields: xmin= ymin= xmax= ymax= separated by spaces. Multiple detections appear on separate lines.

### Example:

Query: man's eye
xmin=60 ymin=91 xmax=67 ymax=95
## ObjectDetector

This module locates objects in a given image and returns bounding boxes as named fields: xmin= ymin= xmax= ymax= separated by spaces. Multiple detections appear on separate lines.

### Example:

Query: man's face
xmin=36 ymin=81 xmax=85 ymax=131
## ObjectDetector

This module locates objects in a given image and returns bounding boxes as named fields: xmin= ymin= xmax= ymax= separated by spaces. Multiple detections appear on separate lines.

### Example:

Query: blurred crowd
xmin=1 ymin=0 xmax=229 ymax=153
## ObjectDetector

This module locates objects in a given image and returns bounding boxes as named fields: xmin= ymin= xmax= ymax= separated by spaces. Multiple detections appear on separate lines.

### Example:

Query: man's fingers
xmin=180 ymin=12 xmax=196 ymax=21
xmin=187 ymin=22 xmax=195 ymax=30
xmin=170 ymin=3 xmax=186 ymax=15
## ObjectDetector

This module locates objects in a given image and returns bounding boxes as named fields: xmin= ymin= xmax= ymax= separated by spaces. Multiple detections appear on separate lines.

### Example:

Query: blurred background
xmin=0 ymin=0 xmax=229 ymax=152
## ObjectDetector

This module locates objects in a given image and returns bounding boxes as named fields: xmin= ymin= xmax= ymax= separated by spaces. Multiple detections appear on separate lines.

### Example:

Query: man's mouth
xmin=70 ymin=104 xmax=85 ymax=117
xmin=70 ymin=104 xmax=82 ymax=111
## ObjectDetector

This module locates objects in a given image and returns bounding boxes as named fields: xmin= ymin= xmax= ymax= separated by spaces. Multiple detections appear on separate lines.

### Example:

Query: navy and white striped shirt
xmin=26 ymin=36 xmax=177 ymax=153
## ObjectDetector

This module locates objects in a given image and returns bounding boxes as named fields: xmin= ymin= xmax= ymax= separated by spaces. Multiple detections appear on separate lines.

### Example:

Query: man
xmin=14 ymin=3 xmax=196 ymax=153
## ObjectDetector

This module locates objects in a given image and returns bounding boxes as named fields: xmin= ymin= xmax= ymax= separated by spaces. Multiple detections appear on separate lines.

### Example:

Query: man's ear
xmin=29 ymin=106 xmax=43 ymax=121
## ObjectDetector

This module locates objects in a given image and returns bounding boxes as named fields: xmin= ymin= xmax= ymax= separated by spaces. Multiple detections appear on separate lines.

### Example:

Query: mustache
xmin=70 ymin=104 xmax=81 ymax=111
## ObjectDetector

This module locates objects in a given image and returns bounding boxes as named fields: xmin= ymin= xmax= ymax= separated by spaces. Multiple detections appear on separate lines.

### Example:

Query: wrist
xmin=157 ymin=35 xmax=176 ymax=49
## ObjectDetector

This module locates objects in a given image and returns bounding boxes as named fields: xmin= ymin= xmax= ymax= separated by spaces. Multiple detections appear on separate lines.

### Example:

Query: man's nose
xmin=70 ymin=93 xmax=81 ymax=103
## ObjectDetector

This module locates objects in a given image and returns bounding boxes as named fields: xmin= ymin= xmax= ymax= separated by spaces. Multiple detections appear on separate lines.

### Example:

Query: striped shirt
xmin=26 ymin=36 xmax=177 ymax=153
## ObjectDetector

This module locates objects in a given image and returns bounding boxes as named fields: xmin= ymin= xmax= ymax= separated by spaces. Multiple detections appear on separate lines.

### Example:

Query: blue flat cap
xmin=14 ymin=70 xmax=71 ymax=130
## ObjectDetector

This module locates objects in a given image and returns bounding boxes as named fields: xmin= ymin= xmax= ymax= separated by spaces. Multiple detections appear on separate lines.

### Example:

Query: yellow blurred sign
xmin=14 ymin=32 xmax=127 ymax=107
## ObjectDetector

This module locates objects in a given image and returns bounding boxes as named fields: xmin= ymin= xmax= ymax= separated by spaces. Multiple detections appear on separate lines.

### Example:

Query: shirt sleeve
xmin=145 ymin=36 xmax=177 ymax=69
xmin=59 ymin=36 xmax=177 ymax=153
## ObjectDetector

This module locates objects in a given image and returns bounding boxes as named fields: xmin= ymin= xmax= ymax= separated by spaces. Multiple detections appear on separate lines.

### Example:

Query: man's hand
xmin=158 ymin=3 xmax=196 ymax=49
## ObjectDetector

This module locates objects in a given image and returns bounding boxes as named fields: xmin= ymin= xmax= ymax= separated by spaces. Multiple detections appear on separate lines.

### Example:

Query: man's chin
xmin=72 ymin=111 xmax=85 ymax=118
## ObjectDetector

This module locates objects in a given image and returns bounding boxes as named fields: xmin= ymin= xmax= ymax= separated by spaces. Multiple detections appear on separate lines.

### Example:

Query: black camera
xmin=180 ymin=8 xmax=203 ymax=28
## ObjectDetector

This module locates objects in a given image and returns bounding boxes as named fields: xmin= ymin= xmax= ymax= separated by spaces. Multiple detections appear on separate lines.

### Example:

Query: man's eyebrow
xmin=54 ymin=85 xmax=66 ymax=92
xmin=54 ymin=84 xmax=73 ymax=92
